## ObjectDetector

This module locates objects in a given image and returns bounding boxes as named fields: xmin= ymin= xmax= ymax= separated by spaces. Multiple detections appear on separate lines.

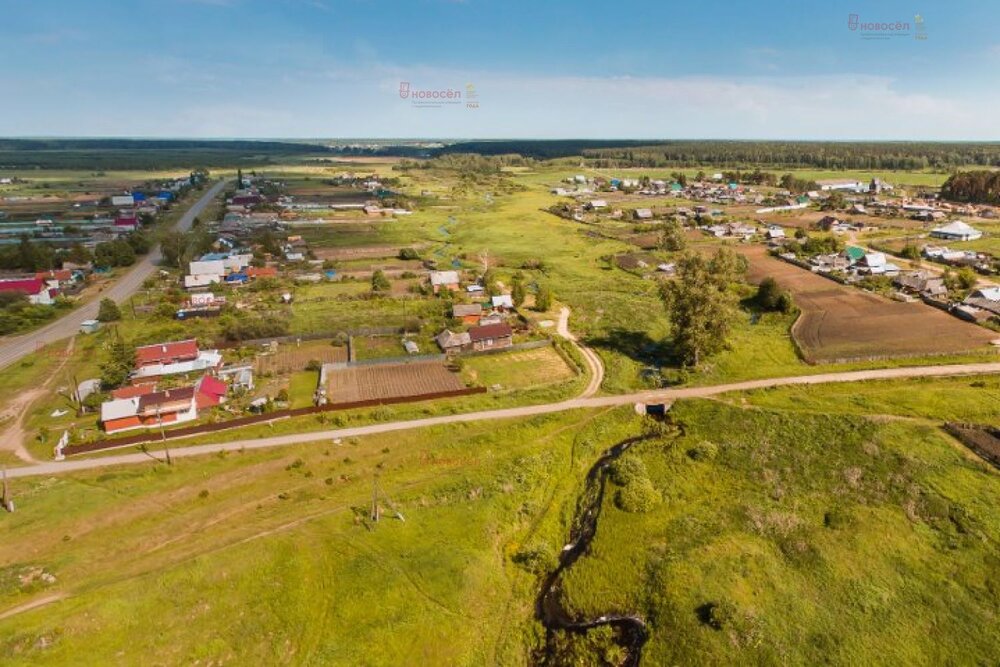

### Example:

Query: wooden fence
xmin=63 ymin=386 xmax=486 ymax=457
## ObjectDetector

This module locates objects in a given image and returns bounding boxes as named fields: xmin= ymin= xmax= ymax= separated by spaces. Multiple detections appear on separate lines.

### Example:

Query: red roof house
xmin=111 ymin=384 xmax=157 ymax=400
xmin=0 ymin=278 xmax=54 ymax=305
xmin=135 ymin=339 xmax=200 ymax=368
xmin=195 ymin=375 xmax=228 ymax=409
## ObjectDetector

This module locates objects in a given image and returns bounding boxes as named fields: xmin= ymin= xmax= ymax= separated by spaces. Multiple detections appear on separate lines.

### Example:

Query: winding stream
xmin=536 ymin=436 xmax=651 ymax=666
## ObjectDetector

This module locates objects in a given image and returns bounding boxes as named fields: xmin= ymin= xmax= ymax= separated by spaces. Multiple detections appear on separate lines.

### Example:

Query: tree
xmin=534 ymin=284 xmax=552 ymax=311
xmin=956 ymin=266 xmax=978 ymax=290
xmin=660 ymin=219 xmax=687 ymax=252
xmin=481 ymin=267 xmax=498 ymax=297
xmin=371 ymin=270 xmax=391 ymax=292
xmin=160 ymin=230 xmax=186 ymax=268
xmin=756 ymin=277 xmax=792 ymax=313
xmin=97 ymin=298 xmax=122 ymax=322
xmin=511 ymin=275 xmax=526 ymax=307
xmin=100 ymin=338 xmax=135 ymax=389
xmin=661 ymin=249 xmax=747 ymax=367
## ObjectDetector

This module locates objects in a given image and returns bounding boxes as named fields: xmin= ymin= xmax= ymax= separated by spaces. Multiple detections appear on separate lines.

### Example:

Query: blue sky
xmin=2 ymin=0 xmax=999 ymax=139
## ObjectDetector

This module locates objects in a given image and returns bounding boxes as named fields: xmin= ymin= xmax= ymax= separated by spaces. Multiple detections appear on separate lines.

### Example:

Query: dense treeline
xmin=396 ymin=153 xmax=535 ymax=173
xmin=0 ymin=138 xmax=333 ymax=170
xmin=0 ymin=138 xmax=325 ymax=153
xmin=940 ymin=170 xmax=1000 ymax=204
xmin=437 ymin=140 xmax=1000 ymax=170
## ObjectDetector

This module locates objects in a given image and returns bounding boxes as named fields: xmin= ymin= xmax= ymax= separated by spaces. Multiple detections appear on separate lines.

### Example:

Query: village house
xmin=100 ymin=376 xmax=228 ymax=435
xmin=0 ymin=278 xmax=55 ymax=305
xmin=101 ymin=386 xmax=198 ymax=434
xmin=584 ymin=200 xmax=607 ymax=211
xmin=930 ymin=220 xmax=983 ymax=242
xmin=452 ymin=303 xmax=483 ymax=325
xmin=894 ymin=271 xmax=947 ymax=298
xmin=858 ymin=252 xmax=901 ymax=276
xmin=491 ymin=294 xmax=514 ymax=311
xmin=132 ymin=339 xmax=223 ymax=379
xmin=632 ymin=208 xmax=654 ymax=221
xmin=815 ymin=179 xmax=864 ymax=192
xmin=34 ymin=269 xmax=76 ymax=290
xmin=963 ymin=287 xmax=1000 ymax=319
xmin=468 ymin=323 xmax=513 ymax=352
xmin=435 ymin=329 xmax=471 ymax=353
xmin=429 ymin=270 xmax=460 ymax=293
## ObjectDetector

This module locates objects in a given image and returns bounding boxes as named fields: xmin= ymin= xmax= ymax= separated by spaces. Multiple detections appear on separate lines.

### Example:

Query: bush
xmin=687 ymin=440 xmax=719 ymax=461
xmin=609 ymin=454 xmax=648 ymax=486
xmin=305 ymin=359 xmax=322 ymax=371
xmin=756 ymin=277 xmax=792 ymax=313
xmin=511 ymin=542 xmax=555 ymax=575
xmin=398 ymin=247 xmax=420 ymax=260
xmin=615 ymin=477 xmax=660 ymax=513
xmin=96 ymin=298 xmax=121 ymax=322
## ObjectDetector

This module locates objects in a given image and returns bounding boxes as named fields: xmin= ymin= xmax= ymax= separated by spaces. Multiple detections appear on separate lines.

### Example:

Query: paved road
xmin=0 ymin=180 xmax=227 ymax=372
xmin=8 ymin=360 xmax=1000 ymax=479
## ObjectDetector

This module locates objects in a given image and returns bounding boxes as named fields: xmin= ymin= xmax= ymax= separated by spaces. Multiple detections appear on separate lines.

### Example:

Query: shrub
xmin=511 ymin=542 xmax=555 ymax=575
xmin=615 ymin=477 xmax=660 ymax=513
xmin=399 ymin=247 xmax=420 ymax=260
xmin=305 ymin=359 xmax=322 ymax=371
xmin=609 ymin=454 xmax=648 ymax=486
xmin=96 ymin=298 xmax=122 ymax=322
xmin=687 ymin=440 xmax=719 ymax=461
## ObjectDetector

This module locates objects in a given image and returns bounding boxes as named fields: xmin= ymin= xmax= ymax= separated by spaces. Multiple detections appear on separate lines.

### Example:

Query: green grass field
xmin=558 ymin=398 xmax=1000 ymax=665
xmin=3 ymin=379 xmax=999 ymax=665
xmin=0 ymin=408 xmax=637 ymax=666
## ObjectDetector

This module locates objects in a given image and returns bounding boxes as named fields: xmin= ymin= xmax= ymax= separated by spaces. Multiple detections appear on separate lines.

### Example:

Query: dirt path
xmin=557 ymin=307 xmax=604 ymax=398
xmin=0 ymin=593 xmax=67 ymax=621
xmin=0 ymin=338 xmax=76 ymax=463
xmin=8 ymin=360 xmax=1000 ymax=479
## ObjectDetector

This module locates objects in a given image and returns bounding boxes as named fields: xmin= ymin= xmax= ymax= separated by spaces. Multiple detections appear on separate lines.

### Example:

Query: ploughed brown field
xmin=255 ymin=343 xmax=348 ymax=374
xmin=739 ymin=245 xmax=997 ymax=362
xmin=327 ymin=360 xmax=465 ymax=403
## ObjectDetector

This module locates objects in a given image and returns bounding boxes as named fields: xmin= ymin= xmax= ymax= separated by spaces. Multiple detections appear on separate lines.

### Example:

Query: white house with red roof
xmin=132 ymin=339 xmax=223 ymax=379
xmin=0 ymin=278 xmax=55 ymax=305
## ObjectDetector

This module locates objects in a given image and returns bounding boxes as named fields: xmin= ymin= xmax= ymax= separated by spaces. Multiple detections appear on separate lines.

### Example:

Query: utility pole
xmin=1 ymin=466 xmax=12 ymax=513
xmin=156 ymin=406 xmax=172 ymax=466
xmin=370 ymin=476 xmax=380 ymax=523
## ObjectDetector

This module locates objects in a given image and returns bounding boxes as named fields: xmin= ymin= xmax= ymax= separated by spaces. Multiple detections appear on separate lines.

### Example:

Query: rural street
xmin=0 ymin=180 xmax=227 ymax=372
xmin=8 ymin=360 xmax=1000 ymax=479
xmin=557 ymin=306 xmax=604 ymax=398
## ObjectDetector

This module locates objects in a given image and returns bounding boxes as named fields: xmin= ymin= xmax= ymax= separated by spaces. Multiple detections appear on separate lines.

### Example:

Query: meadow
xmin=558 ymin=398 xmax=1000 ymax=665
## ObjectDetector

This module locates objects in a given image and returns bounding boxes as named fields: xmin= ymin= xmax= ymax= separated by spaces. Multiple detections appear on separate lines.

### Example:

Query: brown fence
xmin=63 ymin=386 xmax=486 ymax=457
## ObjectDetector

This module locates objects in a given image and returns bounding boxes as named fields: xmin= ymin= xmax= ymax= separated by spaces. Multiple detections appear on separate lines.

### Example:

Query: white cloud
xmin=2 ymin=63 xmax=998 ymax=139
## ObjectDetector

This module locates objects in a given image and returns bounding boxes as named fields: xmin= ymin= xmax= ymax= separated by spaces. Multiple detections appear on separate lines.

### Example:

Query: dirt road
xmin=8 ymin=360 xmax=1000 ymax=479
xmin=557 ymin=306 xmax=604 ymax=398
xmin=0 ymin=181 xmax=227 ymax=372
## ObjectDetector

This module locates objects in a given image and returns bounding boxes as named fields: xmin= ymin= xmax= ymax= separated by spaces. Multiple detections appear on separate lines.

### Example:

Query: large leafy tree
xmin=661 ymin=247 xmax=747 ymax=367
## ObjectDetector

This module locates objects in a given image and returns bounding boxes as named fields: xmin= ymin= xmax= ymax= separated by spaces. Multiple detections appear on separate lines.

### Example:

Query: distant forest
xmin=0 ymin=138 xmax=330 ymax=170
xmin=940 ymin=170 xmax=1000 ymax=204
xmin=438 ymin=140 xmax=1000 ymax=170
xmin=5 ymin=137 xmax=1000 ymax=173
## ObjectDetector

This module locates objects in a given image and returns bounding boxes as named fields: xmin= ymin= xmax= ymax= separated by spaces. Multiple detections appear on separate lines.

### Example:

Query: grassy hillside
xmin=559 ymin=399 xmax=1000 ymax=665
xmin=0 ymin=408 xmax=638 ymax=666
